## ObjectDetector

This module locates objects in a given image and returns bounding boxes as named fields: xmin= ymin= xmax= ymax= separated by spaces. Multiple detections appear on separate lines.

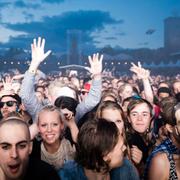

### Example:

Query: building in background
xmin=67 ymin=30 xmax=82 ymax=65
xmin=164 ymin=17 xmax=180 ymax=54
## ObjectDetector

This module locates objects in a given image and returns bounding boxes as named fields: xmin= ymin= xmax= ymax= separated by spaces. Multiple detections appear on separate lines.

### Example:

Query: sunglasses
xmin=0 ymin=101 xmax=17 ymax=108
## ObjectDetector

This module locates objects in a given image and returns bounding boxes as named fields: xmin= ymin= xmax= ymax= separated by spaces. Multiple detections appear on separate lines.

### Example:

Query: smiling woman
xmin=30 ymin=105 xmax=76 ymax=171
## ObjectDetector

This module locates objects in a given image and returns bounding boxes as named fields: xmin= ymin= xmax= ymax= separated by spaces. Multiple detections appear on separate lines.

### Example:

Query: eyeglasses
xmin=0 ymin=101 xmax=17 ymax=108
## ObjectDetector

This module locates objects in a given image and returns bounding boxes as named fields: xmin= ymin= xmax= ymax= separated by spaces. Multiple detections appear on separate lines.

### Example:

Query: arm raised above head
xmin=130 ymin=62 xmax=154 ymax=104
xmin=29 ymin=37 xmax=51 ymax=74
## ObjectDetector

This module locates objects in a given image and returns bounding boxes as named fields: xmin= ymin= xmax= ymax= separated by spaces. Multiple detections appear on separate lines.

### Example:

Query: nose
xmin=137 ymin=114 xmax=143 ymax=121
xmin=10 ymin=147 xmax=18 ymax=159
xmin=47 ymin=125 xmax=52 ymax=132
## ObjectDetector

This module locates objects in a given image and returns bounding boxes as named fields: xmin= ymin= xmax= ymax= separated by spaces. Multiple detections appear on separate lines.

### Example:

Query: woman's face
xmin=101 ymin=108 xmax=124 ymax=134
xmin=38 ymin=110 xmax=64 ymax=145
xmin=121 ymin=85 xmax=133 ymax=100
xmin=103 ymin=134 xmax=126 ymax=169
xmin=128 ymin=103 xmax=151 ymax=133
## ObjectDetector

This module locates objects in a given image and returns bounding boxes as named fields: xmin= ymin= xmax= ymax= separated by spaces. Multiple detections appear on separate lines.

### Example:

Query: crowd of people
xmin=0 ymin=37 xmax=179 ymax=180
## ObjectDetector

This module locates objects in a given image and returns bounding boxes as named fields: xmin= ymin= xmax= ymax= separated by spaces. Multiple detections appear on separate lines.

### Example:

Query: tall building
xmin=164 ymin=17 xmax=180 ymax=54
xmin=67 ymin=30 xmax=82 ymax=65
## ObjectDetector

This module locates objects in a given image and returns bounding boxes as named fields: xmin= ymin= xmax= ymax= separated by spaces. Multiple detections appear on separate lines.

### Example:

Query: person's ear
xmin=165 ymin=124 xmax=173 ymax=133
xmin=103 ymin=153 xmax=111 ymax=163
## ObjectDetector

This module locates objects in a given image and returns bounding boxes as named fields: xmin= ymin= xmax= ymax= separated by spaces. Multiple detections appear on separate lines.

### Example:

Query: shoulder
xmin=58 ymin=160 xmax=86 ymax=180
xmin=148 ymin=152 xmax=169 ymax=179
xmin=150 ymin=152 xmax=169 ymax=167
xmin=110 ymin=158 xmax=139 ymax=180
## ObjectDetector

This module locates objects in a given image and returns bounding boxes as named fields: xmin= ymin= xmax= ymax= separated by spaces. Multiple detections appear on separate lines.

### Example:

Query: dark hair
xmin=75 ymin=118 xmax=120 ymax=173
xmin=101 ymin=90 xmax=118 ymax=103
xmin=54 ymin=96 xmax=78 ymax=115
xmin=35 ymin=85 xmax=45 ymax=92
xmin=159 ymin=97 xmax=177 ymax=126
xmin=96 ymin=100 xmax=125 ymax=123
xmin=1 ymin=94 xmax=22 ymax=105
xmin=127 ymin=98 xmax=153 ymax=117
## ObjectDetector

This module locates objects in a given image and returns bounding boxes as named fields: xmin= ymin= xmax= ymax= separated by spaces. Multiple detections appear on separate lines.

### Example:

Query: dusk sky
xmin=0 ymin=0 xmax=180 ymax=53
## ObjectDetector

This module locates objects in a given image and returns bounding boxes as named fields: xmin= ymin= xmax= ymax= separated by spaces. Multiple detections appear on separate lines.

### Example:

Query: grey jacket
xmin=19 ymin=71 xmax=102 ymax=122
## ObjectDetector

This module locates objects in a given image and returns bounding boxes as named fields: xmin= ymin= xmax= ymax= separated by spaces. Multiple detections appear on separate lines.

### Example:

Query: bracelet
xmin=28 ymin=69 xmax=36 ymax=75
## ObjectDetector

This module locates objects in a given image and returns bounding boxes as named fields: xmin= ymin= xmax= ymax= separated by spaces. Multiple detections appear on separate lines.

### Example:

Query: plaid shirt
xmin=143 ymin=138 xmax=179 ymax=179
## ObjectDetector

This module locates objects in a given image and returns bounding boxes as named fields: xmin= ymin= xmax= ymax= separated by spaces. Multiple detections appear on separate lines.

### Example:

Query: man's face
xmin=0 ymin=96 xmax=18 ymax=118
xmin=128 ymin=103 xmax=151 ymax=133
xmin=0 ymin=124 xmax=32 ymax=179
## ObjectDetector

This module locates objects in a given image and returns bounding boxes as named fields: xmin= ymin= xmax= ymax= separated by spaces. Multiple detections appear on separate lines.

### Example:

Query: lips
xmin=136 ymin=123 xmax=145 ymax=126
xmin=45 ymin=134 xmax=55 ymax=139
xmin=8 ymin=163 xmax=20 ymax=174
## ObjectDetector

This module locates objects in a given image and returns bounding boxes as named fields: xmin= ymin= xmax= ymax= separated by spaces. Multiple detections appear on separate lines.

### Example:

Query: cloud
xmin=14 ymin=1 xmax=26 ymax=8
xmin=22 ymin=11 xmax=34 ymax=21
xmin=13 ymin=0 xmax=41 ymax=9
xmin=105 ymin=37 xmax=116 ymax=40
xmin=0 ymin=2 xmax=10 ymax=9
xmin=116 ymin=32 xmax=126 ymax=36
xmin=41 ymin=0 xmax=65 ymax=3
xmin=4 ymin=10 xmax=121 ymax=52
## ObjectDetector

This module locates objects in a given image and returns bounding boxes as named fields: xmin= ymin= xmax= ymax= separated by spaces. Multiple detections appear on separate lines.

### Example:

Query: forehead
xmin=0 ymin=124 xmax=29 ymax=143
xmin=131 ymin=103 xmax=150 ymax=112
xmin=39 ymin=110 xmax=60 ymax=121
xmin=1 ymin=96 xmax=16 ymax=102
xmin=173 ymin=82 xmax=180 ymax=88
xmin=102 ymin=109 xmax=122 ymax=122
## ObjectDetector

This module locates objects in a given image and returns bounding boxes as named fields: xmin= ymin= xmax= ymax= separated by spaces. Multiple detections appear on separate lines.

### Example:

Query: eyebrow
xmin=131 ymin=111 xmax=150 ymax=113
xmin=0 ymin=140 xmax=29 ymax=146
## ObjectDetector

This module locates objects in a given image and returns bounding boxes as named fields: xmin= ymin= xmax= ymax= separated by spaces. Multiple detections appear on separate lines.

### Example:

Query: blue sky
xmin=0 ymin=0 xmax=180 ymax=52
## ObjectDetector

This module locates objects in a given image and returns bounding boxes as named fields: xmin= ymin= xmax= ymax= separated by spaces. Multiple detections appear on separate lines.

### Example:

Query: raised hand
xmin=61 ymin=108 xmax=75 ymax=127
xmin=61 ymin=108 xmax=79 ymax=143
xmin=2 ymin=75 xmax=13 ymax=91
xmin=0 ymin=75 xmax=15 ymax=96
xmin=130 ymin=61 xmax=154 ymax=103
xmin=29 ymin=37 xmax=51 ymax=71
xmin=130 ymin=61 xmax=150 ymax=80
xmin=85 ymin=53 xmax=103 ymax=79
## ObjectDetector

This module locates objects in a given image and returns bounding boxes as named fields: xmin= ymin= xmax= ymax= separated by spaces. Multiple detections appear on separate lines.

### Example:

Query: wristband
xmin=28 ymin=69 xmax=36 ymax=75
